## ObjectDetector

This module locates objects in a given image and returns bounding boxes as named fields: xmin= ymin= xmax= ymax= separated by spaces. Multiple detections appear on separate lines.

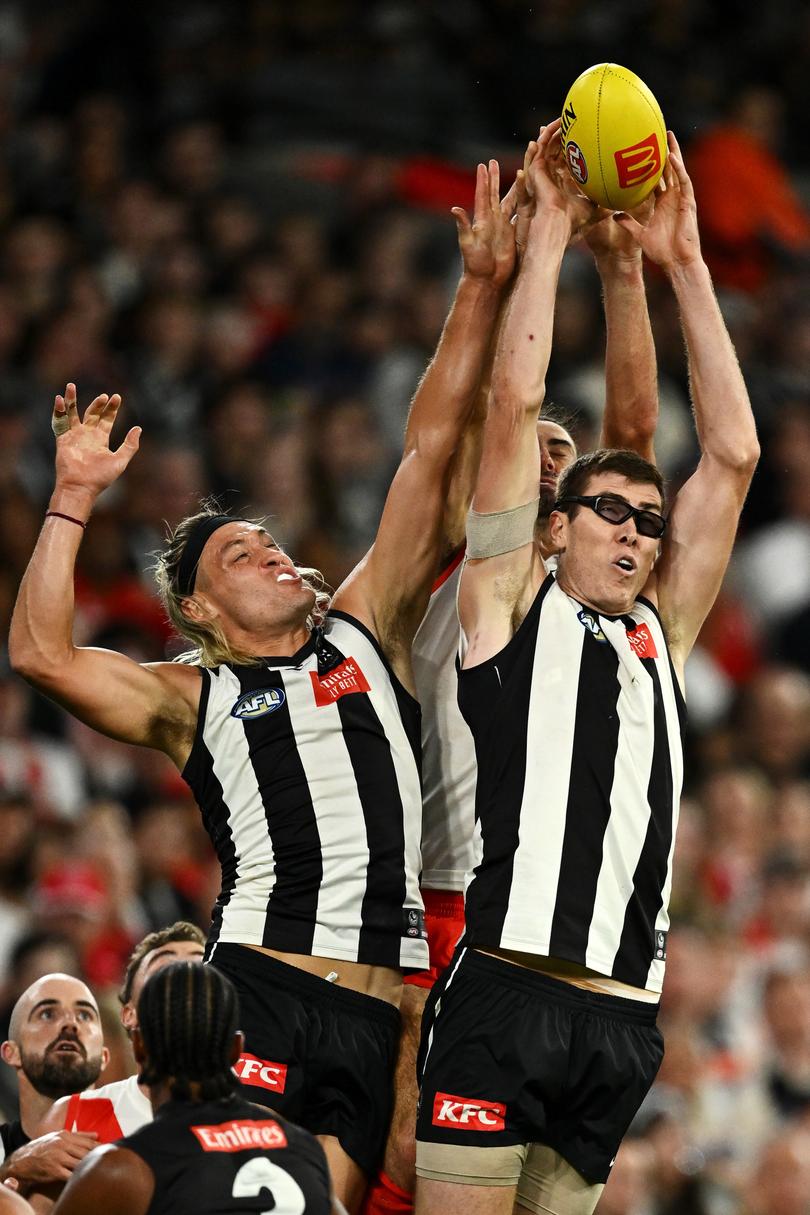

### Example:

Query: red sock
xmin=361 ymin=1170 xmax=414 ymax=1215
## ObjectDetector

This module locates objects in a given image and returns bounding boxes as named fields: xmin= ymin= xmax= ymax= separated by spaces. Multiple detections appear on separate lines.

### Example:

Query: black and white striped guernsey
xmin=182 ymin=611 xmax=429 ymax=971
xmin=458 ymin=573 xmax=686 ymax=993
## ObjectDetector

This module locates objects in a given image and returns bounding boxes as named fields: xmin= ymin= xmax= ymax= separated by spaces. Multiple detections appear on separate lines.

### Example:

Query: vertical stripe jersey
xmin=412 ymin=552 xmax=478 ymax=893
xmin=458 ymin=573 xmax=686 ymax=993
xmin=182 ymin=611 xmax=429 ymax=971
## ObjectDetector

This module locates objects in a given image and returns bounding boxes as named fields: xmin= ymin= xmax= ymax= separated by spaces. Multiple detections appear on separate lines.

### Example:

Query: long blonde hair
xmin=153 ymin=502 xmax=331 ymax=668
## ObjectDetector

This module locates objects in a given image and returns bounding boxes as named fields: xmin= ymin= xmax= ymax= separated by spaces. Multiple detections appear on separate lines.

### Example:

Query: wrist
xmin=458 ymin=273 xmax=503 ymax=300
xmin=524 ymin=212 xmax=570 ymax=261
xmin=48 ymin=485 xmax=96 ymax=523
xmin=668 ymin=257 xmax=712 ymax=293
xmin=595 ymin=252 xmax=644 ymax=280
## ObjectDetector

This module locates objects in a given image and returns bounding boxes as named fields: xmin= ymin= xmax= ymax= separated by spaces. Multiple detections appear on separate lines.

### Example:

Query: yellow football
xmin=560 ymin=63 xmax=667 ymax=210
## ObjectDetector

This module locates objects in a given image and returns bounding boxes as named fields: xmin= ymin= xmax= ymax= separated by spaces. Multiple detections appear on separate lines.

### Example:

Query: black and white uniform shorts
xmin=209 ymin=942 xmax=401 ymax=1177
xmin=415 ymin=947 xmax=664 ymax=1185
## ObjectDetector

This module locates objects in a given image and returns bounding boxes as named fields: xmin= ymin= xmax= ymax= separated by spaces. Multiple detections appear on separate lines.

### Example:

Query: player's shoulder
xmin=59 ymin=1142 xmax=154 ymax=1210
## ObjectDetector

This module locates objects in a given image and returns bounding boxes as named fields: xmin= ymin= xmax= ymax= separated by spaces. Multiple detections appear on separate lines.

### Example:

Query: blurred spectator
xmin=737 ymin=668 xmax=810 ymax=785
xmin=688 ymin=85 xmax=810 ymax=293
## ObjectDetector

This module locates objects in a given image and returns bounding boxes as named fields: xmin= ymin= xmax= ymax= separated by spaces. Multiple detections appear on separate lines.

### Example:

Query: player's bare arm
xmin=586 ymin=198 xmax=659 ymax=460
xmin=459 ymin=121 xmax=601 ymax=665
xmin=9 ymin=385 xmax=201 ymax=768
xmin=50 ymin=1144 xmax=153 ymax=1215
xmin=333 ymin=160 xmax=517 ymax=678
xmin=616 ymin=133 xmax=760 ymax=672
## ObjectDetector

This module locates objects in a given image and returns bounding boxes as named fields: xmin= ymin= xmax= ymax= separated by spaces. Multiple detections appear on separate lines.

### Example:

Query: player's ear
xmin=549 ymin=508 xmax=568 ymax=551
xmin=100 ymin=1045 xmax=110 ymax=1074
xmin=180 ymin=594 xmax=210 ymax=623
xmin=0 ymin=1039 xmax=20 ymax=1069
xmin=121 ymin=1001 xmax=136 ymax=1034
xmin=230 ymin=1030 xmax=245 ymax=1066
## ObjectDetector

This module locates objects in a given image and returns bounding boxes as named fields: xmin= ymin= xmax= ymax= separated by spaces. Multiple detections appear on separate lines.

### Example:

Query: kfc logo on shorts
xmin=614 ymin=133 xmax=662 ymax=189
xmin=432 ymin=1093 xmax=506 ymax=1131
xmin=626 ymin=622 xmax=658 ymax=660
xmin=311 ymin=657 xmax=370 ymax=706
xmin=234 ymin=1053 xmax=287 ymax=1095
xmin=565 ymin=140 xmax=588 ymax=185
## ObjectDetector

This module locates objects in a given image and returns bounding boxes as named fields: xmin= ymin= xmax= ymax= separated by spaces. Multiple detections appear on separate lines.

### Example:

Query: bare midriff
xmin=477 ymin=946 xmax=659 ymax=1004
xmin=244 ymin=945 xmax=403 ymax=1007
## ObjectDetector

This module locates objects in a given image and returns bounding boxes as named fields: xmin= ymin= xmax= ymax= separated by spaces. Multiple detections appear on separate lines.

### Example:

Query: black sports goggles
xmin=555 ymin=494 xmax=667 ymax=539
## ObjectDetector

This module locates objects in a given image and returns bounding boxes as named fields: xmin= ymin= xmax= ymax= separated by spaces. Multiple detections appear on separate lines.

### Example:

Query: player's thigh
xmin=319 ymin=1134 xmax=369 ymax=1215
xmin=415 ymin=1178 xmax=517 ymax=1215
xmin=382 ymin=982 xmax=430 ymax=1181
xmin=516 ymin=1143 xmax=604 ymax=1215
xmin=392 ymin=983 xmax=429 ymax=1112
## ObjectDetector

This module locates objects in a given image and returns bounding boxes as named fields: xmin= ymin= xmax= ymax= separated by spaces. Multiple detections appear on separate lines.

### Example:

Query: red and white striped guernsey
xmin=65 ymin=1073 xmax=152 ymax=1142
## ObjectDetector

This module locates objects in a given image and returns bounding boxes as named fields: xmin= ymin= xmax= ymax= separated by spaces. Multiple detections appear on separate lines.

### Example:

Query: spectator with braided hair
xmin=51 ymin=962 xmax=340 ymax=1214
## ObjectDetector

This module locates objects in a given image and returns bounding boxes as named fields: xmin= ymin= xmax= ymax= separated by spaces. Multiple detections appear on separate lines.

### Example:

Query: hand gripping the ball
xmin=613 ymin=132 xmax=702 ymax=274
xmin=525 ymin=119 xmax=606 ymax=241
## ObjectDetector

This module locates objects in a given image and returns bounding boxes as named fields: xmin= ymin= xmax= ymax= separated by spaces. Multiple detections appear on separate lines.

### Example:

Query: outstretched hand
xmin=613 ymin=132 xmax=701 ymax=273
xmin=452 ymin=159 xmax=518 ymax=289
xmin=52 ymin=383 xmax=141 ymax=500
xmin=525 ymin=119 xmax=608 ymax=241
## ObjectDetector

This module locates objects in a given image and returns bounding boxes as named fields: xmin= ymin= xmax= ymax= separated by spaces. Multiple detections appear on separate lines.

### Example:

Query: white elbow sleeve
xmin=465 ymin=497 xmax=540 ymax=559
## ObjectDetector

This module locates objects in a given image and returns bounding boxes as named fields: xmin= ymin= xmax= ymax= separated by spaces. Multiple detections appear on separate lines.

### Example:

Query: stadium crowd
xmin=0 ymin=2 xmax=808 ymax=1212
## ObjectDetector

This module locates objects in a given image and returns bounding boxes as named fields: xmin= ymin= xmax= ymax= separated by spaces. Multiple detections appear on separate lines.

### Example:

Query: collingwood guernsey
xmin=459 ymin=574 xmax=685 ymax=993
xmin=183 ymin=611 xmax=428 ymax=971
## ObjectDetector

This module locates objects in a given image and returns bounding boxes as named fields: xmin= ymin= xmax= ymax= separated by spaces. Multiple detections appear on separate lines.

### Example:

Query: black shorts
xmin=415 ymin=948 xmax=664 ymax=1184
xmin=208 ymin=943 xmax=401 ymax=1177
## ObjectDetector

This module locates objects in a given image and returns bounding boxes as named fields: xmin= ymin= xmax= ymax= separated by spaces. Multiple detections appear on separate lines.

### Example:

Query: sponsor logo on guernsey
xmin=234 ymin=1053 xmax=288 ymax=1094
xmin=191 ymin=1118 xmax=288 ymax=1153
xmin=654 ymin=930 xmax=667 ymax=960
xmin=432 ymin=1093 xmax=506 ymax=1131
xmin=231 ymin=688 xmax=286 ymax=720
xmin=578 ymin=609 xmax=607 ymax=643
xmin=565 ymin=140 xmax=588 ymax=184
xmin=626 ymin=622 xmax=658 ymax=660
xmin=614 ymin=132 xmax=662 ymax=189
xmin=310 ymin=657 xmax=370 ymax=707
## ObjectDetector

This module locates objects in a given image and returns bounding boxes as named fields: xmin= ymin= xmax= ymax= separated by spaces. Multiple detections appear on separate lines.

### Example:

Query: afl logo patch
xmin=565 ymin=140 xmax=588 ymax=184
xmin=231 ymin=688 xmax=286 ymax=719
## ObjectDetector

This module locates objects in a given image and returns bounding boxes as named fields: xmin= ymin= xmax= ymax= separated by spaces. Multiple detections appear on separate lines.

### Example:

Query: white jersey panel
xmin=413 ymin=557 xmax=477 ymax=891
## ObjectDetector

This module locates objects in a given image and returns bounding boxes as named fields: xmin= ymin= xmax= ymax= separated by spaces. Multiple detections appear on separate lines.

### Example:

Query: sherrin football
xmin=560 ymin=64 xmax=667 ymax=210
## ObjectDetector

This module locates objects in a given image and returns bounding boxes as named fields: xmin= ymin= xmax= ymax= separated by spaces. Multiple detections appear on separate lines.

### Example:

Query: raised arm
xmin=585 ymin=201 xmax=659 ymax=461
xmin=616 ymin=134 xmax=760 ymax=670
xmin=9 ymin=386 xmax=200 ymax=764
xmin=459 ymin=122 xmax=600 ymax=665
xmin=332 ymin=161 xmax=516 ymax=656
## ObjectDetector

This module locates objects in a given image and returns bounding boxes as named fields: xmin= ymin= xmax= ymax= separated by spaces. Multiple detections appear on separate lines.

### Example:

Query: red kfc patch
xmin=432 ymin=1093 xmax=506 ymax=1131
xmin=234 ymin=1053 xmax=287 ymax=1094
xmin=310 ymin=657 xmax=370 ymax=706
xmin=191 ymin=1119 xmax=287 ymax=1153
xmin=626 ymin=622 xmax=658 ymax=660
